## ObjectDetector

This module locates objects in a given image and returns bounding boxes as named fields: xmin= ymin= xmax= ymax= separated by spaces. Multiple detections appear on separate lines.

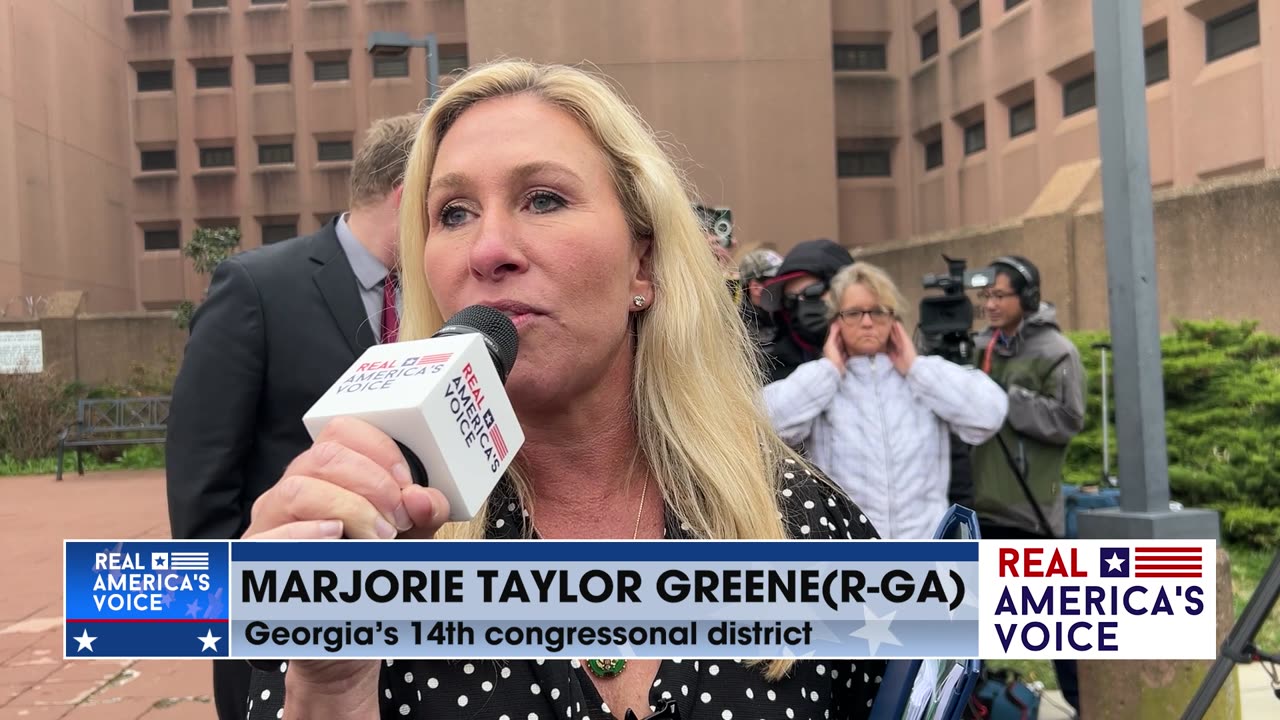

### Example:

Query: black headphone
xmin=991 ymin=255 xmax=1041 ymax=312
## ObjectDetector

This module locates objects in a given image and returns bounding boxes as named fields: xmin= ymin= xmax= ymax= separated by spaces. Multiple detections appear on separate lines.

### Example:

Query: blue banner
xmin=65 ymin=539 xmax=980 ymax=660
xmin=64 ymin=540 xmax=230 ymax=659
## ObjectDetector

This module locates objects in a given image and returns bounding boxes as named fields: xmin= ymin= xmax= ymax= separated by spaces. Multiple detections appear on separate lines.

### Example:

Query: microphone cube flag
xmin=302 ymin=333 xmax=524 ymax=522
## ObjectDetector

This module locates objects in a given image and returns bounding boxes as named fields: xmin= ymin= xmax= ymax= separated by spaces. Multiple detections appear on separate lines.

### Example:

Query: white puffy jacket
xmin=764 ymin=354 xmax=1008 ymax=539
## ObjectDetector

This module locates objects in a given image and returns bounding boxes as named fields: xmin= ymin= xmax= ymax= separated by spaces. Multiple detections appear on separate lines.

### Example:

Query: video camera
xmin=694 ymin=205 xmax=734 ymax=249
xmin=918 ymin=255 xmax=996 ymax=366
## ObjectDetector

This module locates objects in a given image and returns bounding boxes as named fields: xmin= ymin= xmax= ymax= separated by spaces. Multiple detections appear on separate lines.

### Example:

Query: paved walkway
xmin=0 ymin=469 xmax=1275 ymax=719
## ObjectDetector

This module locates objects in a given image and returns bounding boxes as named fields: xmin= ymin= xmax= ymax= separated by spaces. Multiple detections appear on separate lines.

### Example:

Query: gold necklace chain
xmin=632 ymin=476 xmax=649 ymax=540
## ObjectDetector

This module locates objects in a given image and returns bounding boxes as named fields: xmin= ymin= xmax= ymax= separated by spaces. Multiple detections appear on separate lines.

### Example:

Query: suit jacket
xmin=166 ymin=219 xmax=378 ymax=540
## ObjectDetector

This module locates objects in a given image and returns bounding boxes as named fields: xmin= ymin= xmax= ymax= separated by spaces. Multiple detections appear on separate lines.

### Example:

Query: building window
xmin=258 ymin=143 xmax=294 ymax=165
xmin=254 ymin=62 xmax=290 ymax=85
xmin=317 ymin=140 xmax=353 ymax=162
xmin=140 ymin=149 xmax=176 ymax=172
xmin=964 ymin=121 xmax=986 ymax=155
xmin=837 ymin=151 xmax=891 ymax=178
xmin=196 ymin=66 xmax=231 ymax=88
xmin=313 ymin=59 xmax=349 ymax=82
xmin=924 ymin=139 xmax=943 ymax=170
xmin=1206 ymin=3 xmax=1259 ymax=62
xmin=959 ymin=2 xmax=981 ymax=38
xmin=438 ymin=52 xmax=469 ymax=76
xmin=1005 ymin=0 xmax=1027 ymax=10
xmin=920 ymin=27 xmax=939 ymax=62
xmin=1010 ymin=100 xmax=1036 ymax=137
xmin=833 ymin=44 xmax=887 ymax=71
xmin=136 ymin=69 xmax=172 ymax=92
xmin=373 ymin=55 xmax=410 ymax=78
xmin=1145 ymin=42 xmax=1169 ymax=85
xmin=144 ymin=229 xmax=180 ymax=251
xmin=192 ymin=0 xmax=228 ymax=8
xmin=250 ymin=0 xmax=287 ymax=5
xmin=1063 ymin=74 xmax=1096 ymax=116
xmin=262 ymin=223 xmax=297 ymax=245
xmin=133 ymin=0 xmax=168 ymax=11
xmin=199 ymin=147 xmax=235 ymax=168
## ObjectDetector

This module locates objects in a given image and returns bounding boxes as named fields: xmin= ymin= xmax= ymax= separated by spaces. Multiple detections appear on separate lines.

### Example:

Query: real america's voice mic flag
xmin=65 ymin=538 xmax=1218 ymax=661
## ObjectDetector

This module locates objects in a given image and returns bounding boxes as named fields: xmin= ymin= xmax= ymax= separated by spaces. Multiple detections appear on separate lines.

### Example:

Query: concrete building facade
xmin=0 ymin=0 xmax=1276 ymax=313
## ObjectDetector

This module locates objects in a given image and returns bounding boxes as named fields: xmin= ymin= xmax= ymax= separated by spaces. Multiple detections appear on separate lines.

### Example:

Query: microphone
xmin=302 ymin=305 xmax=525 ymax=521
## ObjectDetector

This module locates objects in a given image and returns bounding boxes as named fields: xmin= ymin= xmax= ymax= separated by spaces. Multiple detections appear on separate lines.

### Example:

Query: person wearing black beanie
xmin=755 ymin=238 xmax=855 ymax=383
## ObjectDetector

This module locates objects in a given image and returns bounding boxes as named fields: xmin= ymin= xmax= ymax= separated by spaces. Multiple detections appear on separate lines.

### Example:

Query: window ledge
xmin=255 ymin=164 xmax=297 ymax=174
xmin=834 ymin=69 xmax=893 ymax=81
xmin=245 ymin=5 xmax=288 ymax=15
xmin=194 ymin=87 xmax=233 ymax=95
xmin=188 ymin=8 xmax=230 ymax=18
xmin=309 ymin=0 xmax=349 ymax=7
xmin=315 ymin=160 xmax=353 ymax=171
xmin=195 ymin=167 xmax=237 ymax=177
xmin=126 ymin=11 xmax=172 ymax=21
xmin=133 ymin=170 xmax=179 ymax=181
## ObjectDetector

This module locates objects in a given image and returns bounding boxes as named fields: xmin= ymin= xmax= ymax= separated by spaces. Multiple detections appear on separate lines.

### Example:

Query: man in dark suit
xmin=164 ymin=113 xmax=421 ymax=719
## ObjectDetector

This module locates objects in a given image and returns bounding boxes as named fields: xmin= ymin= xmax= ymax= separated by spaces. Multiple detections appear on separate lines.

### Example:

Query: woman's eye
xmin=528 ymin=192 xmax=565 ymax=213
xmin=440 ymin=205 xmax=470 ymax=227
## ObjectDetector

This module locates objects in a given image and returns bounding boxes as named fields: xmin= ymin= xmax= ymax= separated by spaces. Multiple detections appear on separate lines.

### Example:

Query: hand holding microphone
xmin=243 ymin=304 xmax=522 ymax=541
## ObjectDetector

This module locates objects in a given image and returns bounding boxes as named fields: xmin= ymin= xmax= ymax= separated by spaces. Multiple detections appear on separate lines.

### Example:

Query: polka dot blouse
xmin=245 ymin=462 xmax=886 ymax=720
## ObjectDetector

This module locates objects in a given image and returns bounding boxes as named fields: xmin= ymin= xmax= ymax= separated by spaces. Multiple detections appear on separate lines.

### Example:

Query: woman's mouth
xmin=480 ymin=301 xmax=545 ymax=330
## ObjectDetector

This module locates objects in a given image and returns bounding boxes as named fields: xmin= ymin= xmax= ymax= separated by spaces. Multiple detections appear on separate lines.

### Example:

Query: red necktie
xmin=380 ymin=272 xmax=399 ymax=344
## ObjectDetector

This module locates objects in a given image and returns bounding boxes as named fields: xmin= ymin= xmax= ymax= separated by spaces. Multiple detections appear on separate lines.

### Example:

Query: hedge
xmin=1064 ymin=319 xmax=1280 ymax=549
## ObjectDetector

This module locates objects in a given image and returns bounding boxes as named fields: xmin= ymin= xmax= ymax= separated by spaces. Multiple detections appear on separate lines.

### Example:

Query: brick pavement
xmin=0 ymin=469 xmax=215 ymax=720
xmin=0 ymin=469 xmax=1275 ymax=719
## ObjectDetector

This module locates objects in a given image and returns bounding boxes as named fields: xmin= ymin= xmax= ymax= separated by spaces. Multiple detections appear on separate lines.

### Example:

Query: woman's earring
xmin=633 ymin=295 xmax=646 ymax=308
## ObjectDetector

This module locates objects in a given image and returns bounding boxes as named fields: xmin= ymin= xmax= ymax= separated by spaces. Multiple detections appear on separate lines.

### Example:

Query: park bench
xmin=55 ymin=397 xmax=170 ymax=481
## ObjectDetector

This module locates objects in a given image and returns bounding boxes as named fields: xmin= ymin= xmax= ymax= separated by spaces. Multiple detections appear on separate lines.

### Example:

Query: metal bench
xmin=55 ymin=397 xmax=170 ymax=481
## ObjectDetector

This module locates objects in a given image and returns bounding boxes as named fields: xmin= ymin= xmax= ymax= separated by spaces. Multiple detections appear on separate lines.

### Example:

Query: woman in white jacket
xmin=764 ymin=261 xmax=1008 ymax=539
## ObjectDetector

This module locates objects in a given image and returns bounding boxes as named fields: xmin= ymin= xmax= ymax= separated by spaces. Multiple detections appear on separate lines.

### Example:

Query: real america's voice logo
xmin=64 ymin=541 xmax=231 ymax=659
xmin=977 ymin=540 xmax=1217 ymax=660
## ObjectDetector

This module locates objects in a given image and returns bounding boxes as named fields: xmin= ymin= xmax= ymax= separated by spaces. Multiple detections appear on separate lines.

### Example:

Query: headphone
xmin=991 ymin=255 xmax=1041 ymax=312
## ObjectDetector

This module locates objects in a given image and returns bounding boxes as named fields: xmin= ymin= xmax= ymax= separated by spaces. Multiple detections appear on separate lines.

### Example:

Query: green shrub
xmin=1065 ymin=319 xmax=1280 ymax=547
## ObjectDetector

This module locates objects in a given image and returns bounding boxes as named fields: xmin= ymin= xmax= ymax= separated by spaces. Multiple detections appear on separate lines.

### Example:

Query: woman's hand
xmin=886 ymin=321 xmax=918 ymax=377
xmin=823 ymin=324 xmax=848 ymax=375
xmin=243 ymin=418 xmax=453 ymax=714
xmin=244 ymin=416 xmax=451 ymax=541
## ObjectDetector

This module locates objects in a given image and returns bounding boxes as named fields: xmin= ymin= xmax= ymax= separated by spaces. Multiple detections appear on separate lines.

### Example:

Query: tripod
xmin=1180 ymin=549 xmax=1280 ymax=720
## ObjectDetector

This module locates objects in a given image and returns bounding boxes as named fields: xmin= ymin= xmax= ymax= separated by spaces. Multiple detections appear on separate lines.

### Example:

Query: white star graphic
xmin=74 ymin=629 xmax=97 ymax=652
xmin=849 ymin=605 xmax=902 ymax=655
xmin=1105 ymin=552 xmax=1126 ymax=573
xmin=198 ymin=629 xmax=221 ymax=652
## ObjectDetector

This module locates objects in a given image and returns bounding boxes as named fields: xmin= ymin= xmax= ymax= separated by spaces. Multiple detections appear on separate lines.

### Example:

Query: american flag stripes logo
xmin=1132 ymin=546 xmax=1203 ymax=578
xmin=490 ymin=426 xmax=508 ymax=461
xmin=416 ymin=353 xmax=452 ymax=365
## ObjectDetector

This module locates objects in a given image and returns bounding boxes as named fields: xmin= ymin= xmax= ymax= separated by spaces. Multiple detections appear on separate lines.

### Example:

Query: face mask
xmin=790 ymin=296 xmax=831 ymax=344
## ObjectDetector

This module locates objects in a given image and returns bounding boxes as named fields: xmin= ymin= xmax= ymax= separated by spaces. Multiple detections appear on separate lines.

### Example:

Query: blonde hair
xmin=828 ymin=261 xmax=907 ymax=318
xmin=397 ymin=60 xmax=806 ymax=678
xmin=349 ymin=113 xmax=422 ymax=207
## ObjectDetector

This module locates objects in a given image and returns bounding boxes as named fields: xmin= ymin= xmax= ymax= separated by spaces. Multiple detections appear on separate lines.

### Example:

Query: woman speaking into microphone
xmin=242 ymin=59 xmax=884 ymax=720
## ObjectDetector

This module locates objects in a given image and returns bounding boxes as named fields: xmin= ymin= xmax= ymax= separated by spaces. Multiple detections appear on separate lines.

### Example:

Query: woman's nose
xmin=467 ymin=211 xmax=528 ymax=282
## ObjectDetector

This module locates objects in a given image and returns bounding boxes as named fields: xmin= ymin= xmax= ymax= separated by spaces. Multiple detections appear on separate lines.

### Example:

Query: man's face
xmin=981 ymin=272 xmax=1024 ymax=333
xmin=747 ymin=279 xmax=766 ymax=307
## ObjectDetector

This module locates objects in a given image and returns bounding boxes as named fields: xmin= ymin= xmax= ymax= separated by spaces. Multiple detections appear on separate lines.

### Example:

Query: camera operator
xmin=755 ymin=238 xmax=855 ymax=383
xmin=737 ymin=247 xmax=784 ymax=346
xmin=972 ymin=255 xmax=1085 ymax=715
xmin=763 ymin=262 xmax=1007 ymax=539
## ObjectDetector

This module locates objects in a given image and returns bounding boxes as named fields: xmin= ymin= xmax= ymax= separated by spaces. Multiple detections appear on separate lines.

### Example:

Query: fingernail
xmin=392 ymin=502 xmax=413 ymax=532
xmin=318 ymin=520 xmax=344 ymax=538
xmin=374 ymin=515 xmax=398 ymax=540
xmin=392 ymin=463 xmax=413 ymax=486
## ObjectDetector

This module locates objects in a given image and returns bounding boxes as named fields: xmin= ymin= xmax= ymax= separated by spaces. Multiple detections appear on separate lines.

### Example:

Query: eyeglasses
xmin=836 ymin=307 xmax=894 ymax=325
xmin=977 ymin=290 xmax=1019 ymax=302
xmin=758 ymin=278 xmax=827 ymax=314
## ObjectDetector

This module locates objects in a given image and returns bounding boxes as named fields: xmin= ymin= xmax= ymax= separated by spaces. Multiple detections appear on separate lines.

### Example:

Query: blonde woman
xmin=241 ymin=60 xmax=884 ymax=720
xmin=764 ymin=262 xmax=1008 ymax=540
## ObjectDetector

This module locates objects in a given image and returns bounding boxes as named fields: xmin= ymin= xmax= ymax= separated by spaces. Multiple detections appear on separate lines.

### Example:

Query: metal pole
xmin=1100 ymin=347 xmax=1110 ymax=482
xmin=1090 ymin=0 xmax=1170 ymax=514
xmin=425 ymin=34 xmax=440 ymax=104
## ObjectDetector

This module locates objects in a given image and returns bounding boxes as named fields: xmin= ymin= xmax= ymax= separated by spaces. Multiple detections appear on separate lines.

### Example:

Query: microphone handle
xmin=394 ymin=440 xmax=431 ymax=488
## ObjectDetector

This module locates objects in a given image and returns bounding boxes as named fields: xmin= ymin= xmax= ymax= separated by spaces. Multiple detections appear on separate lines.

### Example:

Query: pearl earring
xmin=633 ymin=295 xmax=646 ymax=308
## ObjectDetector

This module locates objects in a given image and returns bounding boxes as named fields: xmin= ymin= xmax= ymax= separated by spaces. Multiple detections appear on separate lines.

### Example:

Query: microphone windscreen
xmin=437 ymin=305 xmax=519 ymax=381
